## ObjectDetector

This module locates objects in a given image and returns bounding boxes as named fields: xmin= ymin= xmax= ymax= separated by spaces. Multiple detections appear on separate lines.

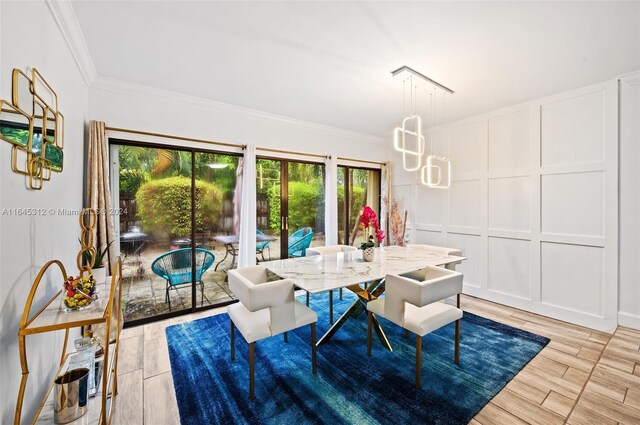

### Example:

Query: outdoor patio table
xmin=261 ymin=245 xmax=466 ymax=350
xmin=213 ymin=234 xmax=277 ymax=271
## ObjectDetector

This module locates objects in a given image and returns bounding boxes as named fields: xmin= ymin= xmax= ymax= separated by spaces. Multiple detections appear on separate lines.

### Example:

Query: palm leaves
xmin=118 ymin=146 xmax=191 ymax=177
xmin=151 ymin=148 xmax=175 ymax=174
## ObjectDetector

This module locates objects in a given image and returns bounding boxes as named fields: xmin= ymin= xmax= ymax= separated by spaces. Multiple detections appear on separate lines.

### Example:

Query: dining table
xmin=262 ymin=245 xmax=465 ymax=351
xmin=213 ymin=233 xmax=277 ymax=271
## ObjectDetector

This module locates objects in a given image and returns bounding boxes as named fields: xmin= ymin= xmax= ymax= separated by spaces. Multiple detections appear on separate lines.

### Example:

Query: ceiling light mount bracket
xmin=391 ymin=65 xmax=454 ymax=94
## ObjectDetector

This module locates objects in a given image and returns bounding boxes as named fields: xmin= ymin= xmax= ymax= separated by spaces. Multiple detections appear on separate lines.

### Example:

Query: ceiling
xmin=71 ymin=1 xmax=640 ymax=137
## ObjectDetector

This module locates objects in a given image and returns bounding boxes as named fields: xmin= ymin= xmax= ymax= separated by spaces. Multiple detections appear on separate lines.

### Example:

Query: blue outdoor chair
xmin=288 ymin=227 xmax=313 ymax=258
xmin=151 ymin=248 xmax=215 ymax=310
xmin=256 ymin=229 xmax=272 ymax=262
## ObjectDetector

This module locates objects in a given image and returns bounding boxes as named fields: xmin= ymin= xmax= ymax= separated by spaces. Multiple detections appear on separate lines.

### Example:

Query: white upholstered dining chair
xmin=228 ymin=265 xmax=318 ymax=399
xmin=410 ymin=244 xmax=463 ymax=270
xmin=366 ymin=265 xmax=464 ymax=388
xmin=306 ymin=245 xmax=357 ymax=324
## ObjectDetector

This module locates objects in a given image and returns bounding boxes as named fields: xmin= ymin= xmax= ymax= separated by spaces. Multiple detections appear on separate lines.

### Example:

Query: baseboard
xmin=462 ymin=285 xmax=618 ymax=333
xmin=618 ymin=311 xmax=640 ymax=330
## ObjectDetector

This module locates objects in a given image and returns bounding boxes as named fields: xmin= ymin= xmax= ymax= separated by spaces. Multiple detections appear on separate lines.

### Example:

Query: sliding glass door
xmin=256 ymin=158 xmax=325 ymax=260
xmin=338 ymin=166 xmax=381 ymax=247
xmin=256 ymin=158 xmax=282 ymax=261
xmin=194 ymin=152 xmax=240 ymax=306
xmin=115 ymin=144 xmax=194 ymax=321
xmin=111 ymin=141 xmax=240 ymax=325
xmin=111 ymin=141 xmax=373 ymax=325
xmin=287 ymin=161 xmax=325 ymax=257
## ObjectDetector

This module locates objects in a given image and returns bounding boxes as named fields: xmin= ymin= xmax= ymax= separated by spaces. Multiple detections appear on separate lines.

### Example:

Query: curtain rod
xmin=256 ymin=148 xmax=385 ymax=166
xmin=256 ymin=147 xmax=328 ymax=159
xmin=337 ymin=156 xmax=385 ymax=166
xmin=105 ymin=126 xmax=384 ymax=165
xmin=105 ymin=126 xmax=246 ymax=149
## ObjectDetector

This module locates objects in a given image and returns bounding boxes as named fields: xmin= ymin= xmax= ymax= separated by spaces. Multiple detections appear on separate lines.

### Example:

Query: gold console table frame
xmin=14 ymin=258 xmax=123 ymax=425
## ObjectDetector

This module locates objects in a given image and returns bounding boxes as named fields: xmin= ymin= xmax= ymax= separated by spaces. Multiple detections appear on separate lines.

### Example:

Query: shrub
xmin=136 ymin=176 xmax=222 ymax=237
xmin=267 ymin=184 xmax=282 ymax=232
xmin=267 ymin=181 xmax=324 ymax=232
xmin=119 ymin=168 xmax=149 ymax=195
xmin=337 ymin=186 xmax=365 ymax=229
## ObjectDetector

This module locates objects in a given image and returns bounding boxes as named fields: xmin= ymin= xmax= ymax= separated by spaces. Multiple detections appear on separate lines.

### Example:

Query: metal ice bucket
xmin=54 ymin=368 xmax=89 ymax=424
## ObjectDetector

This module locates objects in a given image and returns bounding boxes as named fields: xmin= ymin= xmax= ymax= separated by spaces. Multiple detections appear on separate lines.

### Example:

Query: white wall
xmin=391 ymin=79 xmax=621 ymax=332
xmin=88 ymin=77 xmax=388 ymax=162
xmin=0 ymin=3 xmax=386 ymax=421
xmin=0 ymin=1 xmax=88 ymax=423
xmin=619 ymin=70 xmax=640 ymax=329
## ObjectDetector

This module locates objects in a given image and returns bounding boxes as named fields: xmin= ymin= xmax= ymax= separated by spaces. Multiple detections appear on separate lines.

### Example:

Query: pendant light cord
xmin=403 ymin=78 xmax=406 ymax=117
xmin=429 ymin=90 xmax=434 ymax=154
xmin=410 ymin=75 xmax=413 ymax=115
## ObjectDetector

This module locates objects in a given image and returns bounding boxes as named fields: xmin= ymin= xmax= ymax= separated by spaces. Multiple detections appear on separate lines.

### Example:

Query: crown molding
xmin=91 ymin=76 xmax=386 ymax=145
xmin=46 ymin=0 xmax=97 ymax=86
xmin=619 ymin=70 xmax=640 ymax=86
xmin=46 ymin=0 xmax=384 ymax=144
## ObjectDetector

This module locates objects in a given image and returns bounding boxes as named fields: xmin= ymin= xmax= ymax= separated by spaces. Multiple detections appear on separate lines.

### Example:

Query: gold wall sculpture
xmin=77 ymin=208 xmax=97 ymax=277
xmin=0 ymin=67 xmax=64 ymax=190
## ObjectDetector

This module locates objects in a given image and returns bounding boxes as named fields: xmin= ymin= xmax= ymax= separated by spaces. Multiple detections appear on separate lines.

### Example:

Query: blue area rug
xmin=166 ymin=293 xmax=549 ymax=425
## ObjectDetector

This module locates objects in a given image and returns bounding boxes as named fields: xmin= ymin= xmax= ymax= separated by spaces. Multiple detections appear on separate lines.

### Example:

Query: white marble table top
xmin=262 ymin=245 xmax=465 ymax=293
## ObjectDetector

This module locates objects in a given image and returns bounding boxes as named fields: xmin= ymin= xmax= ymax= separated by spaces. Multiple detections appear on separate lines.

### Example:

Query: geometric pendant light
xmin=421 ymin=155 xmax=451 ymax=188
xmin=393 ymin=115 xmax=425 ymax=172
xmin=391 ymin=66 xmax=454 ymax=181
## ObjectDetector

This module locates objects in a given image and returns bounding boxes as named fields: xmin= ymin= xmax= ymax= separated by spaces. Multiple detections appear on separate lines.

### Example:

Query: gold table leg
xmin=416 ymin=335 xmax=422 ymax=389
xmin=311 ymin=323 xmax=317 ymax=374
xmin=316 ymin=280 xmax=392 ymax=351
xmin=249 ymin=342 xmax=255 ymax=400
xmin=231 ymin=321 xmax=235 ymax=360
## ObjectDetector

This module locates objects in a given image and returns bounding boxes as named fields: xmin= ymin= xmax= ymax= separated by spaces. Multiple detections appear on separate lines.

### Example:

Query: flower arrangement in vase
xmin=63 ymin=275 xmax=96 ymax=312
xmin=359 ymin=206 xmax=385 ymax=262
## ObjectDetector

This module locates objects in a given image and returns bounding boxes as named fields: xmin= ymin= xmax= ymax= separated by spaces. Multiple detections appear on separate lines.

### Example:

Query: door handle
xmin=285 ymin=217 xmax=289 ymax=230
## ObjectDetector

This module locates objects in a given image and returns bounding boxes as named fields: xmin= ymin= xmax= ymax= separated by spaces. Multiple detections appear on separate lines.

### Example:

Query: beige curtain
xmin=86 ymin=120 xmax=117 ymax=270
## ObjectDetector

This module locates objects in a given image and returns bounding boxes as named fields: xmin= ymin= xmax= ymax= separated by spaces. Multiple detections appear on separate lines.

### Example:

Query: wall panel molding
xmin=618 ymin=70 xmax=640 ymax=330
xmin=406 ymin=79 xmax=619 ymax=332
xmin=619 ymin=70 xmax=640 ymax=86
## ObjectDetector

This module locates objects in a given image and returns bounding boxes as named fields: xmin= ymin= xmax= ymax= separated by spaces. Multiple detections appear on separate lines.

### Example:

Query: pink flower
xmin=359 ymin=206 xmax=378 ymax=229
xmin=359 ymin=206 xmax=385 ymax=243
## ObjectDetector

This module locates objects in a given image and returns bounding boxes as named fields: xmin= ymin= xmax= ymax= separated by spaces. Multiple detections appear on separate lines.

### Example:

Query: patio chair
xmin=288 ymin=227 xmax=313 ymax=258
xmin=256 ymin=229 xmax=272 ymax=262
xmin=151 ymin=248 xmax=215 ymax=310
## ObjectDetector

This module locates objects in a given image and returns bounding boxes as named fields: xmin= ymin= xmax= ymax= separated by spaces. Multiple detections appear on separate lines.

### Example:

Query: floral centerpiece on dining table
xmin=359 ymin=206 xmax=385 ymax=262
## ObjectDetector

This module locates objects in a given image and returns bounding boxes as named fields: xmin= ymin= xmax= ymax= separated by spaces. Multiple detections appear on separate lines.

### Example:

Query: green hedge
xmin=267 ymin=181 xmax=324 ymax=232
xmin=119 ymin=168 xmax=149 ymax=195
xmin=263 ymin=181 xmax=364 ymax=233
xmin=136 ymin=176 xmax=222 ymax=237
xmin=337 ymin=186 xmax=365 ymax=229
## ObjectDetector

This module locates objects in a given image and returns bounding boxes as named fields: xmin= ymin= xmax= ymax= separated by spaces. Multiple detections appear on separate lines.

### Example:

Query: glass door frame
xmin=338 ymin=165 xmax=382 ymax=246
xmin=110 ymin=138 xmax=242 ymax=328
xmin=256 ymin=156 xmax=326 ymax=259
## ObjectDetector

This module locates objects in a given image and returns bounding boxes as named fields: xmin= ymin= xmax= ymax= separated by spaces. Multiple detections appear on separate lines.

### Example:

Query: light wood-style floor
xmin=111 ymin=295 xmax=640 ymax=425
